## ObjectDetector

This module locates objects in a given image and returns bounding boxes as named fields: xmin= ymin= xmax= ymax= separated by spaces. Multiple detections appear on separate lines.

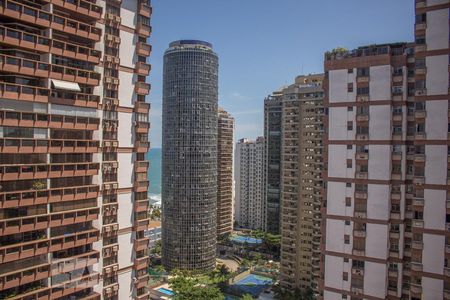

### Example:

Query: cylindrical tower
xmin=161 ymin=40 xmax=218 ymax=271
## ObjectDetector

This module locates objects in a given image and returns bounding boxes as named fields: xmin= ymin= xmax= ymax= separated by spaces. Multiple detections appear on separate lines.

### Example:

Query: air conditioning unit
xmin=114 ymin=37 xmax=120 ymax=43
xmin=113 ymin=183 xmax=118 ymax=189
xmin=113 ymin=78 xmax=119 ymax=85
xmin=105 ymin=77 xmax=112 ymax=84
xmin=112 ymin=141 xmax=118 ymax=147
xmin=113 ymin=162 xmax=118 ymax=168
xmin=112 ymin=245 xmax=118 ymax=252
xmin=106 ymin=34 xmax=113 ymax=41
xmin=113 ymin=265 xmax=118 ymax=272
xmin=113 ymin=57 xmax=120 ymax=64
xmin=113 ymin=224 xmax=118 ymax=230
xmin=104 ymin=248 xmax=111 ymax=256
xmin=114 ymin=15 xmax=121 ymax=23
xmin=108 ymin=165 xmax=112 ymax=171
xmin=104 ymin=184 xmax=111 ymax=190
xmin=104 ymin=141 xmax=111 ymax=147
xmin=106 ymin=13 xmax=114 ymax=20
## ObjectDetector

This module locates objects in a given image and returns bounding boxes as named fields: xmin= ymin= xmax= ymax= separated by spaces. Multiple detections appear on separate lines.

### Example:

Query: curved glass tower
xmin=161 ymin=40 xmax=218 ymax=270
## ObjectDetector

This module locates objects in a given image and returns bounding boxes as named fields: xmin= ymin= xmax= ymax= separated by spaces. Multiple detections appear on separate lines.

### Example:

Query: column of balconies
xmin=101 ymin=4 xmax=121 ymax=298
xmin=133 ymin=5 xmax=151 ymax=295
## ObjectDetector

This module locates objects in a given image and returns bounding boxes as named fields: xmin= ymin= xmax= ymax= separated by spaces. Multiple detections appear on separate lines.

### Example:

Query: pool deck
xmin=150 ymin=283 xmax=172 ymax=300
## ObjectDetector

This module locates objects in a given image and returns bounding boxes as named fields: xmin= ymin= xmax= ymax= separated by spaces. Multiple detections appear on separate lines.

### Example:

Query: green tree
xmin=169 ymin=270 xmax=225 ymax=300
xmin=240 ymin=294 xmax=254 ymax=300
xmin=151 ymin=240 xmax=162 ymax=255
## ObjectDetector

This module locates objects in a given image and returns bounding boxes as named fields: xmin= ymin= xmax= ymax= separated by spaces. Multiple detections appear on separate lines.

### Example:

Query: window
xmin=393 ymin=67 xmax=403 ymax=76
xmin=415 ymin=13 xmax=426 ymax=24
xmin=347 ymin=144 xmax=353 ymax=150
xmin=347 ymin=106 xmax=353 ymax=111
xmin=345 ymin=220 xmax=351 ymax=225
xmin=347 ymin=121 xmax=353 ymax=131
xmin=344 ymin=235 xmax=350 ymax=244
xmin=357 ymin=67 xmax=369 ymax=77
xmin=348 ymin=83 xmax=353 ymax=93
xmin=347 ymin=159 xmax=352 ymax=168
xmin=344 ymin=257 xmax=349 ymax=263
xmin=348 ymin=68 xmax=353 ymax=74
xmin=345 ymin=197 xmax=351 ymax=207
xmin=346 ymin=183 xmax=352 ymax=188
xmin=393 ymin=106 xmax=402 ymax=115
xmin=343 ymin=272 xmax=348 ymax=281
xmin=357 ymin=87 xmax=370 ymax=95
xmin=415 ymin=36 xmax=426 ymax=45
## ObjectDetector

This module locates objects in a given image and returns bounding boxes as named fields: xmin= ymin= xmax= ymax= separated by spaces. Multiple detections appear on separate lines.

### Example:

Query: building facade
xmin=278 ymin=75 xmax=324 ymax=294
xmin=0 ymin=0 xmax=152 ymax=299
xmin=235 ymin=137 xmax=265 ymax=230
xmin=322 ymin=42 xmax=422 ymax=300
xmin=264 ymin=93 xmax=283 ymax=234
xmin=161 ymin=40 xmax=218 ymax=271
xmin=217 ymin=107 xmax=234 ymax=237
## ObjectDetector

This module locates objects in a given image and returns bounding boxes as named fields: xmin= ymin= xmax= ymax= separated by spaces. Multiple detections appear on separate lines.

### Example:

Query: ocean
xmin=146 ymin=148 xmax=161 ymax=206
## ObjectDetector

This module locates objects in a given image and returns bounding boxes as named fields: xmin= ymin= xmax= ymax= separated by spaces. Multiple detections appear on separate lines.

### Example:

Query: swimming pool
xmin=230 ymin=235 xmax=262 ymax=244
xmin=230 ymin=274 xmax=272 ymax=296
xmin=157 ymin=287 xmax=174 ymax=296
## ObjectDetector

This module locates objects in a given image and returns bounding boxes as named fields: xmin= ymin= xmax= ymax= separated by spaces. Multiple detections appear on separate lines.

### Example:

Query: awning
xmin=51 ymin=79 xmax=81 ymax=92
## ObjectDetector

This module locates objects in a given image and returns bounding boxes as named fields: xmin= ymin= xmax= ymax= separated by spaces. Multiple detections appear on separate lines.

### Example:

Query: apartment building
xmin=322 ymin=42 xmax=418 ymax=300
xmin=217 ymin=107 xmax=234 ymax=237
xmin=278 ymin=74 xmax=324 ymax=294
xmin=412 ymin=1 xmax=449 ymax=299
xmin=235 ymin=137 xmax=265 ymax=230
xmin=0 ymin=0 xmax=152 ymax=299
xmin=161 ymin=40 xmax=218 ymax=271
xmin=264 ymin=93 xmax=283 ymax=234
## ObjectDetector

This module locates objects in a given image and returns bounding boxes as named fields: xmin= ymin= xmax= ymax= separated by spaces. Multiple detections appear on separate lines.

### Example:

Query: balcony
xmin=102 ymin=223 xmax=118 ymax=236
xmin=356 ymin=114 xmax=369 ymax=122
xmin=355 ymin=172 xmax=368 ymax=179
xmin=0 ymin=0 xmax=102 ymax=41
xmin=135 ymin=82 xmax=151 ymax=95
xmin=412 ymin=241 xmax=423 ymax=250
xmin=0 ymin=110 xmax=99 ymax=130
xmin=410 ymin=283 xmax=422 ymax=294
xmin=0 ymin=138 xmax=99 ymax=154
xmin=415 ymin=88 xmax=427 ymax=96
xmin=135 ymin=121 xmax=150 ymax=133
xmin=138 ymin=1 xmax=152 ymax=17
xmin=354 ymin=191 xmax=367 ymax=199
xmin=355 ymin=152 xmax=368 ymax=160
xmin=413 ymin=176 xmax=425 ymax=184
xmin=411 ymin=262 xmax=423 ymax=273
xmin=51 ymin=273 xmax=100 ymax=299
xmin=0 ymin=184 xmax=99 ymax=209
xmin=134 ymin=237 xmax=149 ymax=251
xmin=136 ymin=42 xmax=152 ymax=56
xmin=136 ymin=23 xmax=152 ymax=37
xmin=50 ymin=251 xmax=98 ymax=275
xmin=415 ymin=44 xmax=427 ymax=53
xmin=135 ymin=101 xmax=150 ymax=113
xmin=0 ymin=82 xmax=49 ymax=103
xmin=134 ymin=200 xmax=149 ymax=213
xmin=414 ymin=154 xmax=425 ymax=163
xmin=135 ymin=161 xmax=149 ymax=173
xmin=51 ymin=90 xmax=100 ymax=108
xmin=0 ymin=54 xmax=101 ymax=86
xmin=353 ymin=230 xmax=366 ymax=238
xmin=0 ymin=263 xmax=50 ymax=290
xmin=135 ymin=61 xmax=151 ymax=76
xmin=0 ymin=208 xmax=99 ymax=235
xmin=415 ymin=110 xmax=426 ymax=119
xmin=134 ymin=180 xmax=149 ymax=192
xmin=102 ymin=243 xmax=119 ymax=258
xmin=105 ymin=13 xmax=121 ymax=27
xmin=135 ymin=218 xmax=150 ymax=231
xmin=134 ymin=273 xmax=149 ymax=289
xmin=134 ymin=256 xmax=148 ymax=270
xmin=0 ymin=162 xmax=99 ymax=181
xmin=413 ymin=198 xmax=424 ymax=206
xmin=352 ymin=249 xmax=365 ymax=256
xmin=135 ymin=141 xmax=150 ymax=153
xmin=0 ymin=26 xmax=101 ymax=63
xmin=50 ymin=0 xmax=103 ymax=19
xmin=355 ymin=133 xmax=369 ymax=140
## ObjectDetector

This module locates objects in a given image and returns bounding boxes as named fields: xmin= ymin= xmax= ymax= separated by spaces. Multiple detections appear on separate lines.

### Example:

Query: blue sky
xmin=148 ymin=0 xmax=414 ymax=148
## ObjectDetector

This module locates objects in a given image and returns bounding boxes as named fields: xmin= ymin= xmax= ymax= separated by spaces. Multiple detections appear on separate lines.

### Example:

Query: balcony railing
xmin=0 ymin=82 xmax=49 ymax=103
xmin=135 ymin=61 xmax=151 ymax=76
xmin=0 ymin=25 xmax=101 ymax=63
xmin=0 ymin=138 xmax=100 ymax=154
xmin=0 ymin=53 xmax=101 ymax=85
xmin=136 ymin=23 xmax=151 ymax=37
xmin=0 ymin=184 xmax=99 ymax=209
xmin=135 ymin=141 xmax=150 ymax=152
xmin=0 ymin=110 xmax=99 ymax=130
xmin=0 ymin=207 xmax=99 ymax=235
xmin=135 ymin=121 xmax=150 ymax=133
xmin=0 ymin=263 xmax=50 ymax=290
xmin=50 ymin=251 xmax=98 ymax=275
xmin=0 ymin=0 xmax=102 ymax=41
xmin=135 ymin=82 xmax=150 ymax=95
xmin=138 ymin=1 xmax=152 ymax=18
xmin=46 ymin=0 xmax=103 ymax=19
xmin=136 ymin=42 xmax=152 ymax=56
xmin=0 ymin=162 xmax=99 ymax=181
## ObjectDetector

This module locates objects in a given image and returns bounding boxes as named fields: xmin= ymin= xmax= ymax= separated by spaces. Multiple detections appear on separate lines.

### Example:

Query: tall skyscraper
xmin=235 ymin=137 xmax=265 ymax=230
xmin=0 ymin=0 xmax=152 ymax=299
xmin=264 ymin=93 xmax=283 ymax=234
xmin=161 ymin=40 xmax=218 ymax=271
xmin=278 ymin=74 xmax=324 ymax=294
xmin=217 ymin=107 xmax=234 ymax=237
